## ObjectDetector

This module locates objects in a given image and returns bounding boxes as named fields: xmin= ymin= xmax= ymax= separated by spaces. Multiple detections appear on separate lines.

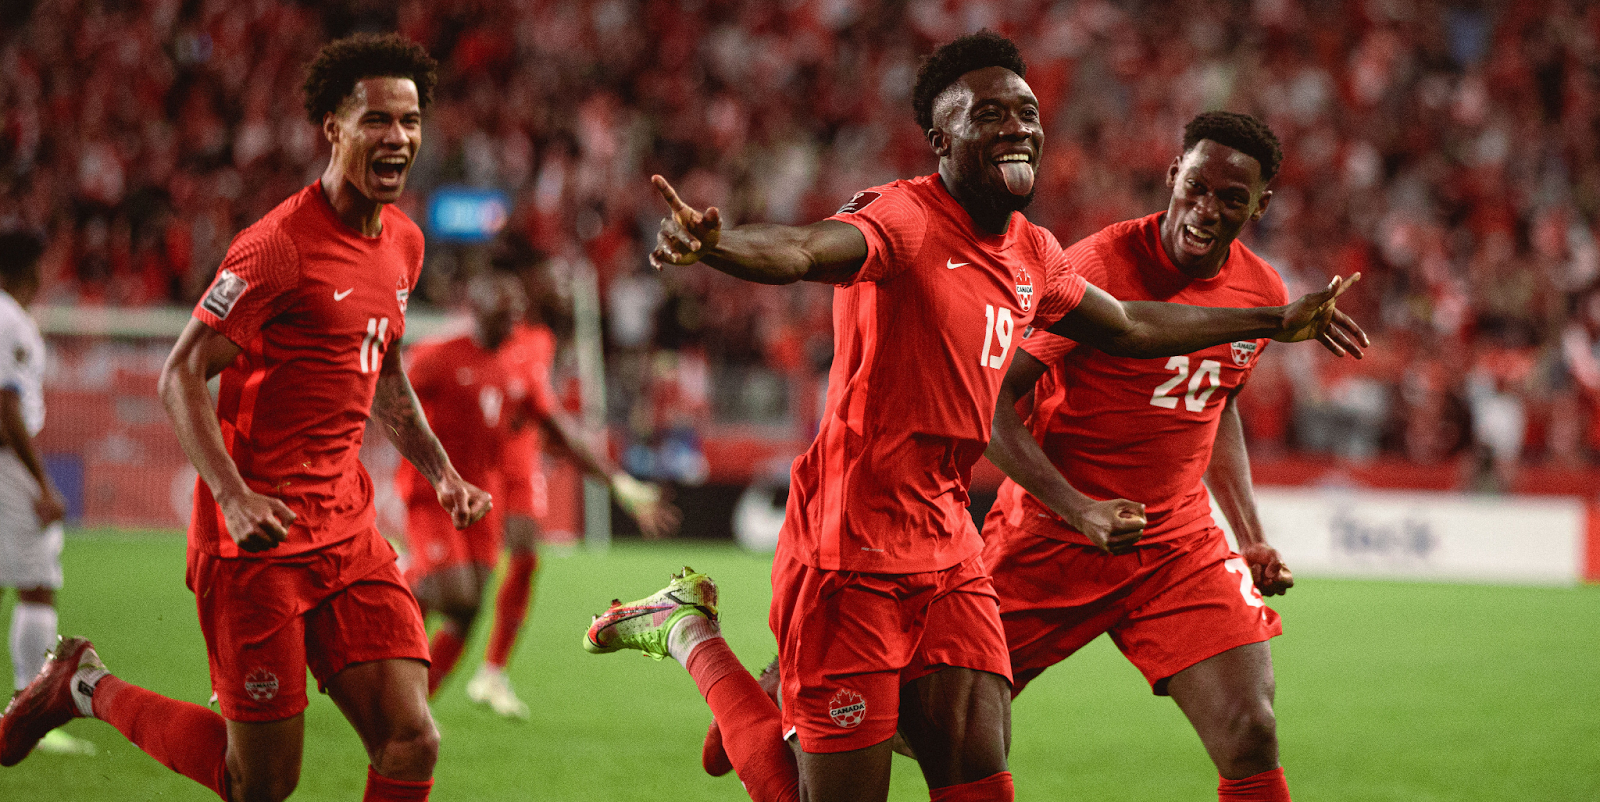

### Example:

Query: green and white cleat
xmin=584 ymin=567 xmax=718 ymax=659
xmin=465 ymin=665 xmax=529 ymax=720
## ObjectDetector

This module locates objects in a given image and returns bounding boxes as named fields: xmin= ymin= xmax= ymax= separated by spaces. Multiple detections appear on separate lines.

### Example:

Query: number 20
xmin=1149 ymin=355 xmax=1221 ymax=412
xmin=980 ymin=304 xmax=1013 ymax=369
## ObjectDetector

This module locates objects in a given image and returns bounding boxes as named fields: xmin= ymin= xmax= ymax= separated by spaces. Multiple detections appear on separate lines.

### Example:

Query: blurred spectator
xmin=7 ymin=0 xmax=1600 ymax=475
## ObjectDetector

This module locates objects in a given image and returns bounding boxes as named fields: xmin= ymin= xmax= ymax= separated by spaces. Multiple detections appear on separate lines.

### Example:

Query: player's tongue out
xmin=998 ymin=161 xmax=1034 ymax=196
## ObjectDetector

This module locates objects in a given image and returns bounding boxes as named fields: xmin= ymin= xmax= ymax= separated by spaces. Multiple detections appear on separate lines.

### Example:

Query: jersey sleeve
xmin=1027 ymin=227 xmax=1088 ymax=329
xmin=193 ymin=226 xmax=300 ymax=346
xmin=0 ymin=312 xmax=23 ymax=395
xmin=1018 ymin=327 xmax=1078 ymax=364
xmin=826 ymin=185 xmax=928 ymax=285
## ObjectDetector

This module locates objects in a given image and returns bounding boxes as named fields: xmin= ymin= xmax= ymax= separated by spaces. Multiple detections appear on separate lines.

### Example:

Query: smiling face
xmin=323 ymin=76 xmax=422 ymax=207
xmin=1160 ymin=139 xmax=1272 ymax=276
xmin=929 ymin=66 xmax=1043 ymax=232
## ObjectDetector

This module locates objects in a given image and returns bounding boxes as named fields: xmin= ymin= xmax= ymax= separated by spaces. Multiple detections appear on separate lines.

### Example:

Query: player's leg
xmin=310 ymin=558 xmax=437 ymax=799
xmin=467 ymin=511 xmax=538 ymax=718
xmin=586 ymin=568 xmax=799 ymax=802
xmin=1109 ymin=535 xmax=1287 ymax=801
xmin=1166 ymin=642 xmax=1288 ymax=800
xmin=10 ymin=587 xmax=56 ymax=696
xmin=412 ymin=563 xmax=490 ymax=696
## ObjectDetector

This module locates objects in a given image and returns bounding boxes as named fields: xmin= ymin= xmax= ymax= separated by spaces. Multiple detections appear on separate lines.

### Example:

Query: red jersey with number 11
xmin=992 ymin=212 xmax=1288 ymax=546
xmin=779 ymin=175 xmax=1088 ymax=574
xmin=188 ymin=182 xmax=423 ymax=558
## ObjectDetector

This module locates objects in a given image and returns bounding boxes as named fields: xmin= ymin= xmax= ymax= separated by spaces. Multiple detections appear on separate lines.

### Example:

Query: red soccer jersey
xmin=781 ymin=174 xmax=1088 ymax=574
xmin=495 ymin=322 xmax=559 ymax=494
xmin=993 ymin=212 xmax=1289 ymax=546
xmin=189 ymin=183 xmax=423 ymax=558
xmin=395 ymin=328 xmax=556 ymax=504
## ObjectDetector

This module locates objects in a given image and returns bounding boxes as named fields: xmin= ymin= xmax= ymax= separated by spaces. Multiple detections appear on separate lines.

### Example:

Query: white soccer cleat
xmin=465 ymin=665 xmax=529 ymax=720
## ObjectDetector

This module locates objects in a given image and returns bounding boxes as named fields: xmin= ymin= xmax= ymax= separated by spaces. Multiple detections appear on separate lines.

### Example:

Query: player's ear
xmin=1251 ymin=189 xmax=1273 ymax=221
xmin=926 ymin=127 xmax=950 ymax=157
xmin=1166 ymin=157 xmax=1182 ymax=189
xmin=322 ymin=111 xmax=339 ymax=145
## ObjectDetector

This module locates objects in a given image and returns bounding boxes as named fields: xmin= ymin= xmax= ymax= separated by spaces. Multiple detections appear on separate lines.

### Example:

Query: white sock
xmin=10 ymin=601 xmax=57 ymax=691
xmin=665 ymin=613 xmax=721 ymax=667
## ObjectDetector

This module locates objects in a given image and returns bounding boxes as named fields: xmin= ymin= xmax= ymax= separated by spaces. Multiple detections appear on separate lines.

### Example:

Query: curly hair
xmin=302 ymin=33 xmax=437 ymax=125
xmin=912 ymin=30 xmax=1027 ymax=133
xmin=1182 ymin=111 xmax=1284 ymax=183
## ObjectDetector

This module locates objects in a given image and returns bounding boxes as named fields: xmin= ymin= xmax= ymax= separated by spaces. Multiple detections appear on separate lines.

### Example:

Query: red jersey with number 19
xmin=991 ymin=212 xmax=1288 ymax=546
xmin=188 ymin=182 xmax=423 ymax=558
xmin=780 ymin=174 xmax=1088 ymax=574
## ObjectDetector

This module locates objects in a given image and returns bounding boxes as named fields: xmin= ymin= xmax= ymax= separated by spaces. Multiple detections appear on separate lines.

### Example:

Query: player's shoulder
xmin=228 ymin=186 xmax=318 ymax=260
xmin=832 ymin=175 xmax=938 ymax=220
xmin=1229 ymin=240 xmax=1291 ymax=304
xmin=380 ymin=203 xmax=425 ymax=244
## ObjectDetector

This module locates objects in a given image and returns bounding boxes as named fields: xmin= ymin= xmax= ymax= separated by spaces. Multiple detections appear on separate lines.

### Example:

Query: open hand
xmin=1276 ymin=273 xmax=1369 ymax=358
xmin=218 ymin=490 xmax=296 ymax=553
xmin=649 ymin=175 xmax=722 ymax=270
xmin=1241 ymin=542 xmax=1294 ymax=596
xmin=33 ymin=487 xmax=66 ymax=527
xmin=612 ymin=474 xmax=682 ymax=539
xmin=1073 ymin=497 xmax=1147 ymax=555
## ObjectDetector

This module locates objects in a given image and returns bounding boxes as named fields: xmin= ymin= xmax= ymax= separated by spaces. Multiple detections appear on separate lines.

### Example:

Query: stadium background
xmin=1 ymin=0 xmax=1598 ymax=799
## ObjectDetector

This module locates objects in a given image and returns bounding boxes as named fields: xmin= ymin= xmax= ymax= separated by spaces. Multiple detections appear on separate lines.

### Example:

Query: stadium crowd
xmin=4 ymin=0 xmax=1600 ymax=481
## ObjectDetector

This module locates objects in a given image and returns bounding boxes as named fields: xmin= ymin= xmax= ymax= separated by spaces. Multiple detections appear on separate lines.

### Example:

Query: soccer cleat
xmin=584 ymin=567 xmax=718 ymax=659
xmin=0 ymin=636 xmax=105 ymax=767
xmin=34 ymin=728 xmax=96 ymax=756
xmin=702 ymin=656 xmax=780 ymax=776
xmin=465 ymin=665 xmax=529 ymax=720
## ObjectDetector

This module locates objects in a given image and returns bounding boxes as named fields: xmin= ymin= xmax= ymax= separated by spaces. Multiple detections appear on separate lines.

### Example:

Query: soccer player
xmin=0 ymin=232 xmax=90 ymax=758
xmin=982 ymin=111 xmax=1298 ymax=802
xmin=0 ymin=34 xmax=488 ymax=802
xmin=401 ymin=266 xmax=677 ymax=713
xmin=582 ymin=31 xmax=1364 ymax=802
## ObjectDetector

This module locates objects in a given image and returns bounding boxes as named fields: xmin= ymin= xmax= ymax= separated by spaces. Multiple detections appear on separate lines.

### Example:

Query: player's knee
xmin=372 ymin=719 xmax=441 ymax=779
xmin=1216 ymin=700 xmax=1278 ymax=773
xmin=228 ymin=766 xmax=300 ymax=802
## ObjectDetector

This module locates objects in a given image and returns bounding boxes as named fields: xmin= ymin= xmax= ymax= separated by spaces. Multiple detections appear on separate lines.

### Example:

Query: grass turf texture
xmin=0 ymin=530 xmax=1595 ymax=800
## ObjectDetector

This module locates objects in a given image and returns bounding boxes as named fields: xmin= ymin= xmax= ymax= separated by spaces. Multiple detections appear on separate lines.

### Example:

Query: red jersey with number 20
xmin=189 ymin=183 xmax=423 ymax=558
xmin=992 ymin=212 xmax=1288 ymax=546
xmin=781 ymin=175 xmax=1088 ymax=574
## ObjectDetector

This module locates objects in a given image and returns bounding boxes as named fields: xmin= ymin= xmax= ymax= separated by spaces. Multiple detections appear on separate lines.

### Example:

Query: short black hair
xmin=0 ymin=231 xmax=44 ymax=286
xmin=302 ymin=33 xmax=437 ymax=125
xmin=1182 ymin=111 xmax=1283 ymax=183
xmin=912 ymin=30 xmax=1027 ymax=133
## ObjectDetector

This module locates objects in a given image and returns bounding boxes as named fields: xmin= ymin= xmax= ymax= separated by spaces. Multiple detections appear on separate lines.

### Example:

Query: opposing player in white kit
xmin=0 ymin=232 xmax=87 ymax=756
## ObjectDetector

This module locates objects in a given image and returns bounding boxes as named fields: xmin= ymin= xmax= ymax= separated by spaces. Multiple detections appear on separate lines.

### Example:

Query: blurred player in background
xmin=400 ymin=262 xmax=677 ymax=714
xmin=584 ymin=31 xmax=1364 ymax=802
xmin=0 ymin=232 xmax=90 ymax=758
xmin=0 ymin=34 xmax=490 ymax=802
xmin=984 ymin=111 xmax=1297 ymax=802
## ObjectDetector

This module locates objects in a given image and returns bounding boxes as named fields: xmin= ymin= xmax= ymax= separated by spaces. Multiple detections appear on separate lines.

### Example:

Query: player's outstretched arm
xmin=0 ymin=389 xmax=64 ymax=525
xmin=648 ymin=175 xmax=868 ymax=285
xmin=159 ymin=319 xmax=296 ymax=551
xmin=1205 ymin=393 xmax=1293 ymax=596
xmin=985 ymin=349 xmax=1147 ymax=554
xmin=1050 ymin=274 xmax=1368 ymax=360
xmin=372 ymin=343 xmax=492 ymax=530
xmin=538 ymin=411 xmax=681 ymax=539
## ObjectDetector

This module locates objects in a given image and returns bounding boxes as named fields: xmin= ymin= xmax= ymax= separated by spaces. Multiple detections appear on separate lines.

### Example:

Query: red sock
xmin=485 ymin=551 xmax=538 ymax=668
xmin=426 ymin=626 xmax=466 ymax=697
xmin=685 ymin=639 xmax=798 ymax=802
xmin=702 ymin=718 xmax=733 ymax=776
xmin=1219 ymin=767 xmax=1291 ymax=801
xmin=92 ymin=676 xmax=230 ymax=800
xmin=929 ymin=771 xmax=1014 ymax=801
xmin=364 ymin=765 xmax=432 ymax=801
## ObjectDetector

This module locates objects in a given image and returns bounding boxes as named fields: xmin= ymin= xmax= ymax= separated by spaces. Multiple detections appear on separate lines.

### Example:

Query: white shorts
xmin=0 ymin=449 xmax=63 ymax=590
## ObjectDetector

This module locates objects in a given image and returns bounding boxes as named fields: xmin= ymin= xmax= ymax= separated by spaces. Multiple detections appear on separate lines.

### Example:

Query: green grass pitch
xmin=1 ymin=530 xmax=1596 ymax=800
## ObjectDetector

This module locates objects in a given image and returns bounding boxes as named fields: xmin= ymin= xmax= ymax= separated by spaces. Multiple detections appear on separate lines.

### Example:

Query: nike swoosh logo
xmin=946 ymin=259 xmax=968 ymax=269
xmin=333 ymin=288 xmax=354 ymax=301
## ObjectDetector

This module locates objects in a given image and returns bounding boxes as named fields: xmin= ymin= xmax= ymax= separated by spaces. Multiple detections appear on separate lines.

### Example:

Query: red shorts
xmin=983 ymin=523 xmax=1281 ymax=696
xmin=401 ymin=476 xmax=503 ymax=584
xmin=500 ymin=434 xmax=548 ymax=518
xmin=187 ymin=531 xmax=430 ymax=722
xmin=768 ymin=548 xmax=1011 ymax=753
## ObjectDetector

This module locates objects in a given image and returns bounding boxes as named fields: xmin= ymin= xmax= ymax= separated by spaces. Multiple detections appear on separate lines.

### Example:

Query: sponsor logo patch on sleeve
xmin=835 ymin=191 xmax=881 ymax=215
xmin=201 ymin=269 xmax=249 ymax=320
